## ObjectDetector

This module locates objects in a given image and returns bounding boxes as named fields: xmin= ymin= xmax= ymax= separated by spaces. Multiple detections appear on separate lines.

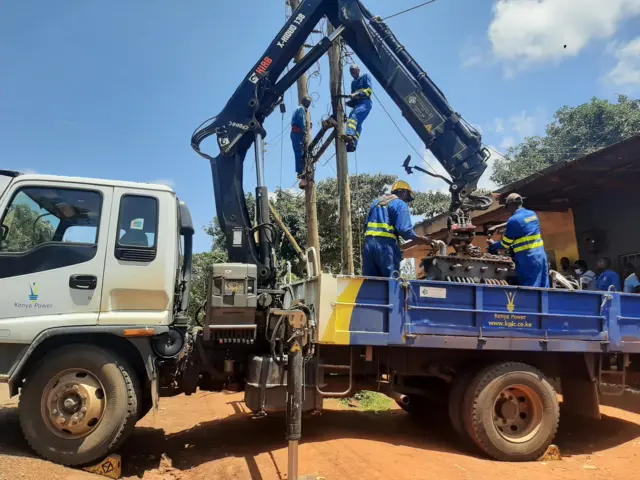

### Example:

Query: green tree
xmin=317 ymin=173 xmax=398 ymax=274
xmin=411 ymin=190 xmax=451 ymax=219
xmin=1 ymin=203 xmax=56 ymax=252
xmin=491 ymin=95 xmax=640 ymax=187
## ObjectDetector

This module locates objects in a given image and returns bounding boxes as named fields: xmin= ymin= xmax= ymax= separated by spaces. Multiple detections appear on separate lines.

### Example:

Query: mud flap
xmin=560 ymin=378 xmax=601 ymax=419
xmin=559 ymin=353 xmax=601 ymax=420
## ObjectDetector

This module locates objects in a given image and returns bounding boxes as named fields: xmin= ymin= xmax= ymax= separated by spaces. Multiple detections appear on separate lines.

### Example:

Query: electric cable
xmin=383 ymin=0 xmax=442 ymax=21
xmin=370 ymin=90 xmax=441 ymax=177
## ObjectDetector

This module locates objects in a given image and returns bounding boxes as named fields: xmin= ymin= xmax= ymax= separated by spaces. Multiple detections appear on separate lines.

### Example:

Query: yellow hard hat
xmin=391 ymin=180 xmax=414 ymax=201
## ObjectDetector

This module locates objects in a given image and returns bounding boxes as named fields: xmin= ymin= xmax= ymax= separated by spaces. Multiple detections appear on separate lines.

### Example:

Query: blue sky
xmin=2 ymin=0 xmax=640 ymax=253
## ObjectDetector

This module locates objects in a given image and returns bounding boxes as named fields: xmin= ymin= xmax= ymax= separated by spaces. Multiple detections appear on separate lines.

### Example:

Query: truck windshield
xmin=0 ymin=187 xmax=101 ymax=253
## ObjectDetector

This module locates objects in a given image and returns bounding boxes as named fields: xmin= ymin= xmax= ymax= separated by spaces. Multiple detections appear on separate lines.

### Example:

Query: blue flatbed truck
xmin=278 ymin=272 xmax=640 ymax=461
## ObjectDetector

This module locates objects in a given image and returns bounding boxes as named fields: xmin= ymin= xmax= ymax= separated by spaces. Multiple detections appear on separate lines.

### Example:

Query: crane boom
xmin=192 ymin=0 xmax=490 ymax=286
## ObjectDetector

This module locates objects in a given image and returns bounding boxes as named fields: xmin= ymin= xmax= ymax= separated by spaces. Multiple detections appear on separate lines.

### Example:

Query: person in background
xmin=623 ymin=263 xmax=640 ymax=293
xmin=363 ymin=180 xmax=432 ymax=277
xmin=487 ymin=193 xmax=549 ymax=288
xmin=595 ymin=257 xmax=621 ymax=291
xmin=560 ymin=257 xmax=574 ymax=277
xmin=291 ymin=95 xmax=312 ymax=189
xmin=574 ymin=260 xmax=596 ymax=290
xmin=344 ymin=64 xmax=373 ymax=152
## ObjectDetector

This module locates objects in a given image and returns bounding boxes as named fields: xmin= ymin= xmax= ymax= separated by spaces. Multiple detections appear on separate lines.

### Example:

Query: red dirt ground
xmin=2 ymin=385 xmax=640 ymax=479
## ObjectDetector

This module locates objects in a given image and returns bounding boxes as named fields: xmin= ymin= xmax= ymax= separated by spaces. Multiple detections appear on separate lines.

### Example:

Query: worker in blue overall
xmin=344 ymin=64 xmax=373 ymax=153
xmin=363 ymin=180 xmax=432 ymax=277
xmin=487 ymin=193 xmax=550 ymax=288
xmin=291 ymin=96 xmax=311 ymax=189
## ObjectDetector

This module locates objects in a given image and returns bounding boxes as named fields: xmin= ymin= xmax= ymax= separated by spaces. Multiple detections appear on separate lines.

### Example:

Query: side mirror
xmin=0 ymin=224 xmax=8 ymax=242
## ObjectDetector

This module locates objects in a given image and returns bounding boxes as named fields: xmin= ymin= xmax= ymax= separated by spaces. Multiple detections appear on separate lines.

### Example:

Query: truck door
xmin=99 ymin=187 xmax=177 ymax=326
xmin=0 ymin=179 xmax=112 ymax=374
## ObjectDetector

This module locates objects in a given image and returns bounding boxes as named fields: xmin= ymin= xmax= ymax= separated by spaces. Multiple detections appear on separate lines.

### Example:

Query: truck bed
xmin=301 ymin=274 xmax=640 ymax=353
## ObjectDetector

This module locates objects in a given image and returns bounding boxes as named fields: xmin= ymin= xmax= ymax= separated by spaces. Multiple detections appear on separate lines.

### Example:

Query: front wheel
xmin=462 ymin=362 xmax=559 ymax=461
xmin=19 ymin=345 xmax=139 ymax=466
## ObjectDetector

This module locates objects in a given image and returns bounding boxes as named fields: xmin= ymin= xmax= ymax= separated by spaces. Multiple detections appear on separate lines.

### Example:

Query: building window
xmin=0 ymin=187 xmax=101 ymax=253
xmin=115 ymin=195 xmax=158 ymax=262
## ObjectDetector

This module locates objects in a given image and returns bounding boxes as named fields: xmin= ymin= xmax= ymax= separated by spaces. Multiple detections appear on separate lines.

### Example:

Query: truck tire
xmin=461 ymin=362 xmax=559 ymax=461
xmin=448 ymin=366 xmax=482 ymax=440
xmin=19 ymin=345 xmax=139 ymax=466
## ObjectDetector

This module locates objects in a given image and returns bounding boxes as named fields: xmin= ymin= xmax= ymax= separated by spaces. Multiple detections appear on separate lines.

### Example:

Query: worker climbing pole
xmin=288 ymin=0 xmax=321 ymax=268
xmin=344 ymin=63 xmax=373 ymax=152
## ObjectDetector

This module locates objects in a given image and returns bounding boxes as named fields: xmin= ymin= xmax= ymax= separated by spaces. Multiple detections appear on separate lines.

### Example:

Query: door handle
xmin=69 ymin=274 xmax=98 ymax=290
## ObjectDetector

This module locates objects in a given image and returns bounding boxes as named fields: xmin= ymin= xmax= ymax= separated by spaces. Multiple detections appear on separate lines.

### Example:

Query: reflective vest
xmin=351 ymin=74 xmax=373 ymax=103
xmin=365 ymin=194 xmax=399 ymax=241
xmin=500 ymin=208 xmax=545 ymax=255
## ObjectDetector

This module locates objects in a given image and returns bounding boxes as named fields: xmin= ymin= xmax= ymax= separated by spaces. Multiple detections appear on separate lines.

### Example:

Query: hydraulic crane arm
xmin=192 ymin=0 xmax=489 ymax=286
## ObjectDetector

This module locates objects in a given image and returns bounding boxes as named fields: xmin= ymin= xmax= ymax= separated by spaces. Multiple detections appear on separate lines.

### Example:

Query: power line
xmin=371 ymin=90 xmax=440 ymax=176
xmin=383 ymin=0 xmax=441 ymax=20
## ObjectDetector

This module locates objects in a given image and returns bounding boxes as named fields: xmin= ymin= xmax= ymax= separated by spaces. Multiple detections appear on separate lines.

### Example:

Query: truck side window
xmin=0 ymin=187 xmax=101 ymax=253
xmin=115 ymin=195 xmax=158 ymax=262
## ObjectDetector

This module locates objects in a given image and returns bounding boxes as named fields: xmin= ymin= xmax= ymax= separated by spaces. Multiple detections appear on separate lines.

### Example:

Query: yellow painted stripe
xmin=365 ymin=231 xmax=397 ymax=239
xmin=321 ymin=278 xmax=364 ymax=345
xmin=512 ymin=234 xmax=542 ymax=246
xmin=513 ymin=240 xmax=544 ymax=253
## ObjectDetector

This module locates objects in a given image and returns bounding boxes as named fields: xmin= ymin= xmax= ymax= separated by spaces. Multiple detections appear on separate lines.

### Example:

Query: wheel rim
xmin=492 ymin=384 xmax=543 ymax=443
xmin=40 ymin=369 xmax=106 ymax=439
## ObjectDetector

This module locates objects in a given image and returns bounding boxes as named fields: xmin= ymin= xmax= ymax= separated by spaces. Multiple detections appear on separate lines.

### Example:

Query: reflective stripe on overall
xmin=363 ymin=194 xmax=402 ymax=277
xmin=365 ymin=195 xmax=398 ymax=240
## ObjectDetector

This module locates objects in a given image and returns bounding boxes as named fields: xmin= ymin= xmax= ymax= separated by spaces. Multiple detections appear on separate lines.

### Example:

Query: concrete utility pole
xmin=327 ymin=23 xmax=354 ymax=275
xmin=289 ymin=0 xmax=321 ymax=267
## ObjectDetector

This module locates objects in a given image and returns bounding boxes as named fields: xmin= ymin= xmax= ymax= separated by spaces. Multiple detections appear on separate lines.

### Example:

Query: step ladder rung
xmin=316 ymin=346 xmax=354 ymax=397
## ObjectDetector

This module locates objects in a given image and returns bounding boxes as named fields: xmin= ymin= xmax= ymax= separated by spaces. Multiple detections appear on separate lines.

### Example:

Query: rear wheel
xmin=462 ymin=362 xmax=559 ymax=461
xmin=19 ymin=345 xmax=139 ymax=466
xmin=448 ymin=366 xmax=482 ymax=440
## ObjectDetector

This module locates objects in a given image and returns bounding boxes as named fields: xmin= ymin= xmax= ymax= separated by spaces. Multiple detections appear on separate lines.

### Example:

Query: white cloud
xmin=478 ymin=146 xmax=507 ymax=191
xmin=488 ymin=0 xmax=640 ymax=74
xmin=493 ymin=118 xmax=505 ymax=133
xmin=604 ymin=37 xmax=640 ymax=88
xmin=509 ymin=110 xmax=539 ymax=138
xmin=419 ymin=147 xmax=451 ymax=193
xmin=149 ymin=178 xmax=176 ymax=188
xmin=500 ymin=136 xmax=516 ymax=150
xmin=459 ymin=38 xmax=489 ymax=69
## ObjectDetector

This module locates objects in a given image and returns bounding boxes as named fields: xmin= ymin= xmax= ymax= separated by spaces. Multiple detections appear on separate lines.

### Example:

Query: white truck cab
xmin=0 ymin=170 xmax=194 ymax=465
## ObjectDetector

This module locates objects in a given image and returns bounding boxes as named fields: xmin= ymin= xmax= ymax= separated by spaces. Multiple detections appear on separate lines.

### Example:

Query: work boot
xmin=298 ymin=176 xmax=307 ymax=189
xmin=343 ymin=135 xmax=356 ymax=152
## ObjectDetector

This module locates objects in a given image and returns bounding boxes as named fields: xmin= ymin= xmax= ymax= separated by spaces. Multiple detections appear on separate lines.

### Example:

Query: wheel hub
xmin=41 ymin=370 xmax=106 ymax=439
xmin=493 ymin=385 xmax=543 ymax=443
